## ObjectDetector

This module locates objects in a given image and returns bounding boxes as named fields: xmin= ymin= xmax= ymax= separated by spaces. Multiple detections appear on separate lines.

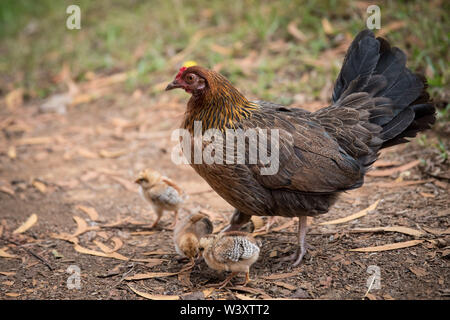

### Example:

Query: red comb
xmin=175 ymin=66 xmax=187 ymax=80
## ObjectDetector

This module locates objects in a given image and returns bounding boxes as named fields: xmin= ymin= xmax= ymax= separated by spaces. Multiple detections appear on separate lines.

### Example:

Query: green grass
xmin=0 ymin=0 xmax=449 ymax=103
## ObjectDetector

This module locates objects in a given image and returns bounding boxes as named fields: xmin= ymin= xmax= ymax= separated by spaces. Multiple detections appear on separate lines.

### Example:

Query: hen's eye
xmin=186 ymin=74 xmax=195 ymax=82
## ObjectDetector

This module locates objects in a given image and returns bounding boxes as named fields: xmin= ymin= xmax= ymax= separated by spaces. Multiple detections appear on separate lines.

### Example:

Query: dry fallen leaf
xmin=351 ymin=226 xmax=426 ymax=237
xmin=131 ymin=258 xmax=167 ymax=265
xmin=0 ymin=248 xmax=20 ymax=259
xmin=273 ymin=281 xmax=297 ymax=291
xmin=409 ymin=266 xmax=428 ymax=277
xmin=366 ymin=160 xmax=421 ymax=177
xmin=72 ymin=216 xmax=98 ymax=236
xmin=77 ymin=148 xmax=98 ymax=159
xmin=142 ymin=250 xmax=171 ymax=256
xmin=127 ymin=284 xmax=179 ymax=300
xmin=32 ymin=180 xmax=47 ymax=193
xmin=235 ymin=293 xmax=257 ymax=300
xmin=16 ymin=137 xmax=53 ymax=146
xmin=369 ymin=179 xmax=432 ymax=188
xmin=319 ymin=200 xmax=380 ymax=225
xmin=5 ymin=88 xmax=24 ymax=110
xmin=94 ymin=237 xmax=123 ymax=254
xmin=422 ymin=227 xmax=450 ymax=236
xmin=287 ymin=21 xmax=307 ymax=41
xmin=420 ymin=192 xmax=435 ymax=198
xmin=124 ymin=272 xmax=179 ymax=281
xmin=13 ymin=213 xmax=38 ymax=234
xmin=262 ymin=271 xmax=299 ymax=281
xmin=74 ymin=244 xmax=128 ymax=261
xmin=0 ymin=186 xmax=15 ymax=196
xmin=178 ymin=269 xmax=192 ymax=287
xmin=229 ymin=286 xmax=272 ymax=299
xmin=0 ymin=271 xmax=16 ymax=276
xmin=130 ymin=231 xmax=157 ymax=236
xmin=7 ymin=146 xmax=16 ymax=159
xmin=202 ymin=288 xmax=215 ymax=298
xmin=350 ymin=240 xmax=424 ymax=252
xmin=372 ymin=160 xmax=402 ymax=167
xmin=50 ymin=232 xmax=78 ymax=244
xmin=5 ymin=292 xmax=21 ymax=298
xmin=76 ymin=205 xmax=100 ymax=221
xmin=321 ymin=18 xmax=334 ymax=34
xmin=99 ymin=149 xmax=127 ymax=159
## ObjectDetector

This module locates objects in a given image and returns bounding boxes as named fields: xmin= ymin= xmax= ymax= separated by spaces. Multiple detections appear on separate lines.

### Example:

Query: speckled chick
xmin=199 ymin=231 xmax=260 ymax=288
xmin=135 ymin=169 xmax=183 ymax=228
xmin=174 ymin=212 xmax=213 ymax=264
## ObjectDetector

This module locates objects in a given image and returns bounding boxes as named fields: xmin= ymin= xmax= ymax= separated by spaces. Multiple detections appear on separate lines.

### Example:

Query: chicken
xmin=199 ymin=231 xmax=260 ymax=288
xmin=166 ymin=30 xmax=436 ymax=266
xmin=135 ymin=169 xmax=184 ymax=228
xmin=173 ymin=212 xmax=213 ymax=267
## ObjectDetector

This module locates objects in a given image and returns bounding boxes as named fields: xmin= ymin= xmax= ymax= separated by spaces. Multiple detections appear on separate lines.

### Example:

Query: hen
xmin=166 ymin=30 xmax=436 ymax=266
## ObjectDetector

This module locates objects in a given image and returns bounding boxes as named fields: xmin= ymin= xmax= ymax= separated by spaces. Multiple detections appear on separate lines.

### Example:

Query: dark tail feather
xmin=332 ymin=29 xmax=436 ymax=152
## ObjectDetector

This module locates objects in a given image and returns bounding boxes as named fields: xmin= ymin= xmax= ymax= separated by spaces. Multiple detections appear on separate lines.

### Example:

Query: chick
xmin=199 ymin=231 xmax=260 ymax=288
xmin=174 ymin=212 xmax=213 ymax=268
xmin=135 ymin=169 xmax=183 ymax=228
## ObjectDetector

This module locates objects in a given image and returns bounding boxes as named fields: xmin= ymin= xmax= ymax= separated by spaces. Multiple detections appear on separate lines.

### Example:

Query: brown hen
xmin=166 ymin=30 xmax=436 ymax=266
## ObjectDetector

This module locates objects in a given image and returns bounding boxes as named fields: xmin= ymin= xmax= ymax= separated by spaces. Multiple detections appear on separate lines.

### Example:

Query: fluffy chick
xmin=135 ymin=169 xmax=183 ymax=228
xmin=174 ymin=212 xmax=213 ymax=267
xmin=199 ymin=231 xmax=260 ymax=288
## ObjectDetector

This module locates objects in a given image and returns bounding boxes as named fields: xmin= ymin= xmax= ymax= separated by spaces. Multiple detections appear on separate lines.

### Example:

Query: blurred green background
xmin=0 ymin=0 xmax=448 ymax=109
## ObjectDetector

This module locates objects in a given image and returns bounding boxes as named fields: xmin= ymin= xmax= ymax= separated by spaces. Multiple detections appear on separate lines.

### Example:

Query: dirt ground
xmin=0 ymin=85 xmax=448 ymax=300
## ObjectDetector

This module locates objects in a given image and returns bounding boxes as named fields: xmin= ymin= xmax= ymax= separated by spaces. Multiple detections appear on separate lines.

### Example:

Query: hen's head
xmin=165 ymin=63 xmax=210 ymax=95
xmin=166 ymin=62 xmax=258 ymax=132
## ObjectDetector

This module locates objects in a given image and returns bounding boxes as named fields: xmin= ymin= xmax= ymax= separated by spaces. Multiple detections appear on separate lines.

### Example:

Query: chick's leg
xmin=207 ymin=272 xmax=238 ymax=289
xmin=236 ymin=271 xmax=250 ymax=286
xmin=281 ymin=216 xmax=308 ymax=266
xmin=150 ymin=208 xmax=163 ymax=228
xmin=179 ymin=257 xmax=195 ymax=272
xmin=169 ymin=209 xmax=178 ymax=229
xmin=222 ymin=209 xmax=251 ymax=232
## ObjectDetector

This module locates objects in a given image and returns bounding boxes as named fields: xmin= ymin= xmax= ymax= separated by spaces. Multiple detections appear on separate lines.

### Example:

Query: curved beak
xmin=165 ymin=79 xmax=182 ymax=91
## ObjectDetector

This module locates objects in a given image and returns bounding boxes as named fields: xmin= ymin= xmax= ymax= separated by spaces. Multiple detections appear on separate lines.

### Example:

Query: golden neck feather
xmin=182 ymin=71 xmax=258 ymax=133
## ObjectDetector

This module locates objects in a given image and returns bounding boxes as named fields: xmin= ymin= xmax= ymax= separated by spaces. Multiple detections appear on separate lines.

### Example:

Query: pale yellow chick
xmin=173 ymin=212 xmax=213 ymax=268
xmin=135 ymin=169 xmax=183 ymax=228
xmin=199 ymin=231 xmax=260 ymax=288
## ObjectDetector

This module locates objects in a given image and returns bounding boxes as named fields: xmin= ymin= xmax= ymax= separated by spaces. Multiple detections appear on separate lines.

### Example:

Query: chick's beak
xmin=165 ymin=79 xmax=182 ymax=91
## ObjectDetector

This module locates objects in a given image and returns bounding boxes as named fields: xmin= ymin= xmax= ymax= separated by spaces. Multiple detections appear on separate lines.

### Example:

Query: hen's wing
xmin=242 ymin=107 xmax=364 ymax=194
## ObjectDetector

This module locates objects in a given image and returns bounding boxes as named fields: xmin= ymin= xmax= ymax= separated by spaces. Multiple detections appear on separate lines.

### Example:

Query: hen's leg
xmin=281 ymin=216 xmax=308 ymax=266
xmin=222 ymin=209 xmax=251 ymax=232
